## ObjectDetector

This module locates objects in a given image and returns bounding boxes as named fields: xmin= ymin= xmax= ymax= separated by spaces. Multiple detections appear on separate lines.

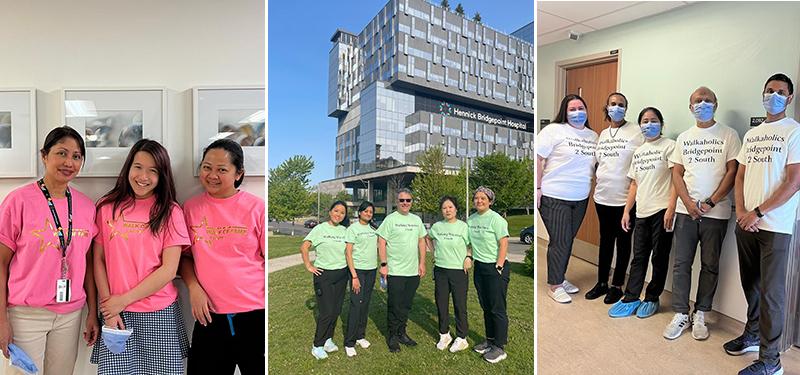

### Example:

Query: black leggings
xmin=595 ymin=202 xmax=634 ymax=286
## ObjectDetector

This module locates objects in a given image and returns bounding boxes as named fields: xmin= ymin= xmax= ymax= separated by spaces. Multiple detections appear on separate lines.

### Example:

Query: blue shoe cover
xmin=636 ymin=300 xmax=659 ymax=318
xmin=8 ymin=343 xmax=38 ymax=374
xmin=609 ymin=299 xmax=641 ymax=318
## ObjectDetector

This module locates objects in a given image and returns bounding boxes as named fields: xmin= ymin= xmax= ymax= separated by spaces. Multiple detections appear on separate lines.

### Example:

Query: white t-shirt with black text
xmin=594 ymin=122 xmax=645 ymax=206
xmin=628 ymin=137 xmax=675 ymax=217
xmin=537 ymin=123 xmax=598 ymax=201
xmin=736 ymin=117 xmax=800 ymax=234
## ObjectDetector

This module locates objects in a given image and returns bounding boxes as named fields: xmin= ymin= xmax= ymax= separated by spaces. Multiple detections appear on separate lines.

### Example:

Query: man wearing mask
xmin=663 ymin=86 xmax=741 ymax=341
xmin=726 ymin=73 xmax=800 ymax=375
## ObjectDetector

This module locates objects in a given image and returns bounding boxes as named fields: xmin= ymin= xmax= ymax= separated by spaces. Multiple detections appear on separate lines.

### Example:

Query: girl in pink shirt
xmin=180 ymin=139 xmax=265 ymax=375
xmin=0 ymin=126 xmax=99 ymax=375
xmin=91 ymin=139 xmax=190 ymax=375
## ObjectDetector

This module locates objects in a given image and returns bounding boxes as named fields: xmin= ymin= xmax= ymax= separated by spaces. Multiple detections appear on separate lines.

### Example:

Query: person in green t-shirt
xmin=468 ymin=186 xmax=510 ymax=364
xmin=343 ymin=201 xmax=379 ymax=357
xmin=300 ymin=201 xmax=349 ymax=360
xmin=427 ymin=196 xmax=472 ymax=353
xmin=376 ymin=188 xmax=427 ymax=353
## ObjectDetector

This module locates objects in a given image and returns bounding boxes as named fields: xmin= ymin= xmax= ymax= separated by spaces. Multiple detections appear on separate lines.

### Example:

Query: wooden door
xmin=565 ymin=59 xmax=618 ymax=246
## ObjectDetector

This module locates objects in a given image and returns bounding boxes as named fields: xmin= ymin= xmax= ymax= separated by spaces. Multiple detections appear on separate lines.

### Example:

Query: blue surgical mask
xmin=567 ymin=110 xmax=587 ymax=127
xmin=7 ymin=344 xmax=37 ymax=375
xmin=607 ymin=105 xmax=626 ymax=122
xmin=641 ymin=122 xmax=661 ymax=139
xmin=102 ymin=326 xmax=133 ymax=354
xmin=692 ymin=101 xmax=715 ymax=122
xmin=763 ymin=93 xmax=788 ymax=115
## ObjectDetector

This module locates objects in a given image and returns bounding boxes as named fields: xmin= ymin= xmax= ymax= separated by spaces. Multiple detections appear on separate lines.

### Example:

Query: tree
xmin=455 ymin=3 xmax=464 ymax=16
xmin=473 ymin=12 xmax=481 ymax=23
xmin=440 ymin=0 xmax=450 ymax=10
xmin=268 ymin=155 xmax=314 ymax=222
xmin=523 ymin=243 xmax=534 ymax=276
xmin=411 ymin=146 xmax=466 ymax=218
xmin=470 ymin=153 xmax=534 ymax=215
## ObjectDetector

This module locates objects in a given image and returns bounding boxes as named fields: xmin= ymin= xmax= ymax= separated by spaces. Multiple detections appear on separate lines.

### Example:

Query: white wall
xmin=0 ymin=0 xmax=264 ymax=373
xmin=536 ymin=2 xmax=800 ymax=323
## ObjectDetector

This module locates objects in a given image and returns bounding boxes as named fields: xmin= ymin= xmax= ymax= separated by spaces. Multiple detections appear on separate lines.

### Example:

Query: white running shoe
xmin=548 ymin=286 xmax=572 ymax=303
xmin=562 ymin=280 xmax=580 ymax=294
xmin=323 ymin=338 xmax=339 ymax=352
xmin=311 ymin=346 xmax=328 ymax=360
xmin=356 ymin=339 xmax=371 ymax=349
xmin=345 ymin=346 xmax=357 ymax=357
xmin=663 ymin=313 xmax=690 ymax=340
xmin=449 ymin=337 xmax=469 ymax=353
xmin=692 ymin=311 xmax=709 ymax=340
xmin=436 ymin=333 xmax=453 ymax=350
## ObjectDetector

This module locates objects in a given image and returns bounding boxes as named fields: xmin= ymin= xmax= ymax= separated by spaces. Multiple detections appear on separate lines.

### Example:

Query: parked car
xmin=520 ymin=226 xmax=534 ymax=244
xmin=304 ymin=219 xmax=318 ymax=228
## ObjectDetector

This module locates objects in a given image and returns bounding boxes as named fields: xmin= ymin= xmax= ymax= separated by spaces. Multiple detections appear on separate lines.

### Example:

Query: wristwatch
xmin=380 ymin=262 xmax=387 ymax=267
xmin=755 ymin=206 xmax=764 ymax=218
xmin=704 ymin=198 xmax=715 ymax=208
xmin=465 ymin=255 xmax=473 ymax=261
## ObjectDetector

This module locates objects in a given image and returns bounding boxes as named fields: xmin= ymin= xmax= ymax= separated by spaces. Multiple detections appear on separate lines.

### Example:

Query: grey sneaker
xmin=473 ymin=340 xmax=492 ymax=354
xmin=663 ymin=313 xmax=690 ymax=340
xmin=483 ymin=346 xmax=507 ymax=364
xmin=692 ymin=311 xmax=709 ymax=340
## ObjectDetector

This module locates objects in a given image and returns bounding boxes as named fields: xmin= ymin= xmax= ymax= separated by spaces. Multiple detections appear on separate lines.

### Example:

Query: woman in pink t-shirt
xmin=0 ymin=126 xmax=99 ymax=375
xmin=180 ymin=139 xmax=265 ymax=375
xmin=91 ymin=139 xmax=190 ymax=375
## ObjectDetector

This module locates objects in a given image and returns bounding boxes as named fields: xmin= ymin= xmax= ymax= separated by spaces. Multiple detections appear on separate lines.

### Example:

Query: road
xmin=268 ymin=221 xmax=312 ymax=236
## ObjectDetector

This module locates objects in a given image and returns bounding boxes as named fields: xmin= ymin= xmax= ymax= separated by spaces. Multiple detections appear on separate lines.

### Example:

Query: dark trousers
xmin=623 ymin=209 xmax=673 ymax=302
xmin=387 ymin=275 xmax=420 ymax=337
xmin=434 ymin=266 xmax=469 ymax=338
xmin=596 ymin=202 xmax=635 ymax=286
xmin=540 ymin=195 xmax=589 ymax=285
xmin=671 ymin=213 xmax=728 ymax=313
xmin=312 ymin=267 xmax=349 ymax=347
xmin=344 ymin=268 xmax=377 ymax=347
xmin=735 ymin=227 xmax=791 ymax=366
xmin=187 ymin=309 xmax=264 ymax=375
xmin=474 ymin=260 xmax=510 ymax=348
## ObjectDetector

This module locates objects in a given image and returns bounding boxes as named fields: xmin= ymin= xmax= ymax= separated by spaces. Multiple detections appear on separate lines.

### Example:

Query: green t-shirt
xmin=429 ymin=220 xmax=470 ymax=270
xmin=345 ymin=222 xmax=378 ymax=270
xmin=468 ymin=209 xmax=509 ymax=263
xmin=376 ymin=211 xmax=426 ymax=276
xmin=304 ymin=222 xmax=347 ymax=270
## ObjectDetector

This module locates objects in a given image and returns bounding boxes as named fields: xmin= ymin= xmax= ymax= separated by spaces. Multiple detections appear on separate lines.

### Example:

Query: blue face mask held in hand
xmin=102 ymin=326 xmax=133 ymax=354
xmin=8 ymin=343 xmax=38 ymax=374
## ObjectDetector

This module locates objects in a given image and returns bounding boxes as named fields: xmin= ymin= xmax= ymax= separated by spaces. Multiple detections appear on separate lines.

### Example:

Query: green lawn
xmin=507 ymin=214 xmax=534 ymax=235
xmin=268 ymin=259 xmax=534 ymax=374
xmin=268 ymin=234 xmax=305 ymax=259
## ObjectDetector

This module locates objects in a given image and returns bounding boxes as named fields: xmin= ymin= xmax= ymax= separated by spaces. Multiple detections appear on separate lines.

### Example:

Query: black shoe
xmin=584 ymin=282 xmax=608 ymax=300
xmin=473 ymin=340 xmax=492 ymax=354
xmin=724 ymin=334 xmax=759 ymax=356
xmin=397 ymin=332 xmax=417 ymax=347
xmin=604 ymin=286 xmax=623 ymax=304
xmin=387 ymin=335 xmax=401 ymax=353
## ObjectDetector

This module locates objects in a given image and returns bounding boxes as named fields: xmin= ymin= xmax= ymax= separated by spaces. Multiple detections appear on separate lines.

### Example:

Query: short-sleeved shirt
xmin=376 ymin=211 xmax=426 ymax=276
xmin=736 ymin=117 xmax=800 ymax=234
xmin=536 ymin=123 xmax=598 ymax=201
xmin=428 ymin=220 xmax=470 ymax=270
xmin=468 ymin=209 xmax=509 ymax=263
xmin=0 ymin=183 xmax=98 ymax=314
xmin=96 ymin=196 xmax=190 ymax=313
xmin=183 ymin=191 xmax=265 ymax=314
xmin=345 ymin=222 xmax=378 ymax=270
xmin=595 ymin=122 xmax=645 ymax=206
xmin=304 ymin=222 xmax=347 ymax=270
xmin=670 ymin=122 xmax=741 ymax=219
xmin=628 ymin=137 xmax=676 ymax=217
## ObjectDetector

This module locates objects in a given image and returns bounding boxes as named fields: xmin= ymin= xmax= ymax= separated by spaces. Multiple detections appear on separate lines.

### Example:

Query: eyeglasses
xmin=399 ymin=199 xmax=412 ymax=203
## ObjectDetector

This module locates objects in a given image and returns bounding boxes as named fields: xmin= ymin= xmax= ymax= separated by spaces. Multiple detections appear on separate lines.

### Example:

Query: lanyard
xmin=36 ymin=179 xmax=72 ymax=277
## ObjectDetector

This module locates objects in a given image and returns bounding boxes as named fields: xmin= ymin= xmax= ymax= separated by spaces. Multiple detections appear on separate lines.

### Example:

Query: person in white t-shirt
xmin=725 ymin=73 xmax=800 ymax=375
xmin=663 ymin=86 xmax=742 ymax=341
xmin=586 ymin=92 xmax=645 ymax=304
xmin=607 ymin=107 xmax=677 ymax=319
xmin=536 ymin=94 xmax=598 ymax=304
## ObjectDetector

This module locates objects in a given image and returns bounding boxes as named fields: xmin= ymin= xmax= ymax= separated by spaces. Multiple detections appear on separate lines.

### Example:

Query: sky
xmin=268 ymin=0 xmax=533 ymax=185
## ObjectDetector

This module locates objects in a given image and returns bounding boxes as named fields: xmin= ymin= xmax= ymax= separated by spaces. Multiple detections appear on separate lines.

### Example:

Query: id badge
xmin=56 ymin=278 xmax=71 ymax=303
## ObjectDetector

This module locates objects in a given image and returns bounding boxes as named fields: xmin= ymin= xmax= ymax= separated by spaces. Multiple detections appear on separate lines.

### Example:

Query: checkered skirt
xmin=90 ymin=300 xmax=189 ymax=375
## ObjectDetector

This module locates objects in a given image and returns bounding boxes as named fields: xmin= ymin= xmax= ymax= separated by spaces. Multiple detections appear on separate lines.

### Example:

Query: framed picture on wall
xmin=192 ymin=86 xmax=265 ymax=176
xmin=0 ymin=89 xmax=37 ymax=178
xmin=62 ymin=88 xmax=166 ymax=177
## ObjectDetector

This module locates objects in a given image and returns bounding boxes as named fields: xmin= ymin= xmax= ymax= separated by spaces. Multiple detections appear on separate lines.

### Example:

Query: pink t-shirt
xmin=183 ymin=191 xmax=265 ymax=314
xmin=96 ymin=196 xmax=190 ymax=312
xmin=0 ymin=182 xmax=98 ymax=314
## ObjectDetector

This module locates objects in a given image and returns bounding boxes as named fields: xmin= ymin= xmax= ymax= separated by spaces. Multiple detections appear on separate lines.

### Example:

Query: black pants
xmin=187 ymin=309 xmax=264 ymax=375
xmin=344 ymin=268 xmax=377 ymax=347
xmin=474 ymin=260 xmax=510 ymax=348
xmin=387 ymin=275 xmax=420 ymax=337
xmin=540 ymin=195 xmax=589 ymax=285
xmin=312 ymin=267 xmax=349 ymax=347
xmin=623 ymin=209 xmax=673 ymax=302
xmin=735 ymin=227 xmax=791 ymax=366
xmin=434 ymin=266 xmax=469 ymax=338
xmin=596 ymin=202 xmax=634 ymax=286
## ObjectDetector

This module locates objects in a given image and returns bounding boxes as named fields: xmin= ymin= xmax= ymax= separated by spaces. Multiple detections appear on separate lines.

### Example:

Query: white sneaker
xmin=663 ymin=313 xmax=690 ymax=340
xmin=436 ymin=333 xmax=453 ymax=350
xmin=562 ymin=280 xmax=580 ymax=294
xmin=345 ymin=346 xmax=357 ymax=357
xmin=323 ymin=338 xmax=339 ymax=352
xmin=356 ymin=339 xmax=371 ymax=349
xmin=548 ymin=286 xmax=572 ymax=303
xmin=692 ymin=311 xmax=709 ymax=340
xmin=449 ymin=337 xmax=469 ymax=353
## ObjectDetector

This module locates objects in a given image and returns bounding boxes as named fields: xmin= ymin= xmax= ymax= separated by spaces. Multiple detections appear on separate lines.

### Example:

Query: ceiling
xmin=537 ymin=1 xmax=692 ymax=46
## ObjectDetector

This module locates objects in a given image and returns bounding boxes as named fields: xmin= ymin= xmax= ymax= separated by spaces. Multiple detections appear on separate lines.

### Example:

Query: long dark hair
xmin=602 ymin=92 xmax=628 ymax=122
xmin=357 ymin=200 xmax=377 ymax=229
xmin=553 ymin=94 xmax=591 ymax=129
xmin=330 ymin=200 xmax=350 ymax=227
xmin=97 ymin=139 xmax=178 ymax=235
xmin=201 ymin=139 xmax=245 ymax=188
